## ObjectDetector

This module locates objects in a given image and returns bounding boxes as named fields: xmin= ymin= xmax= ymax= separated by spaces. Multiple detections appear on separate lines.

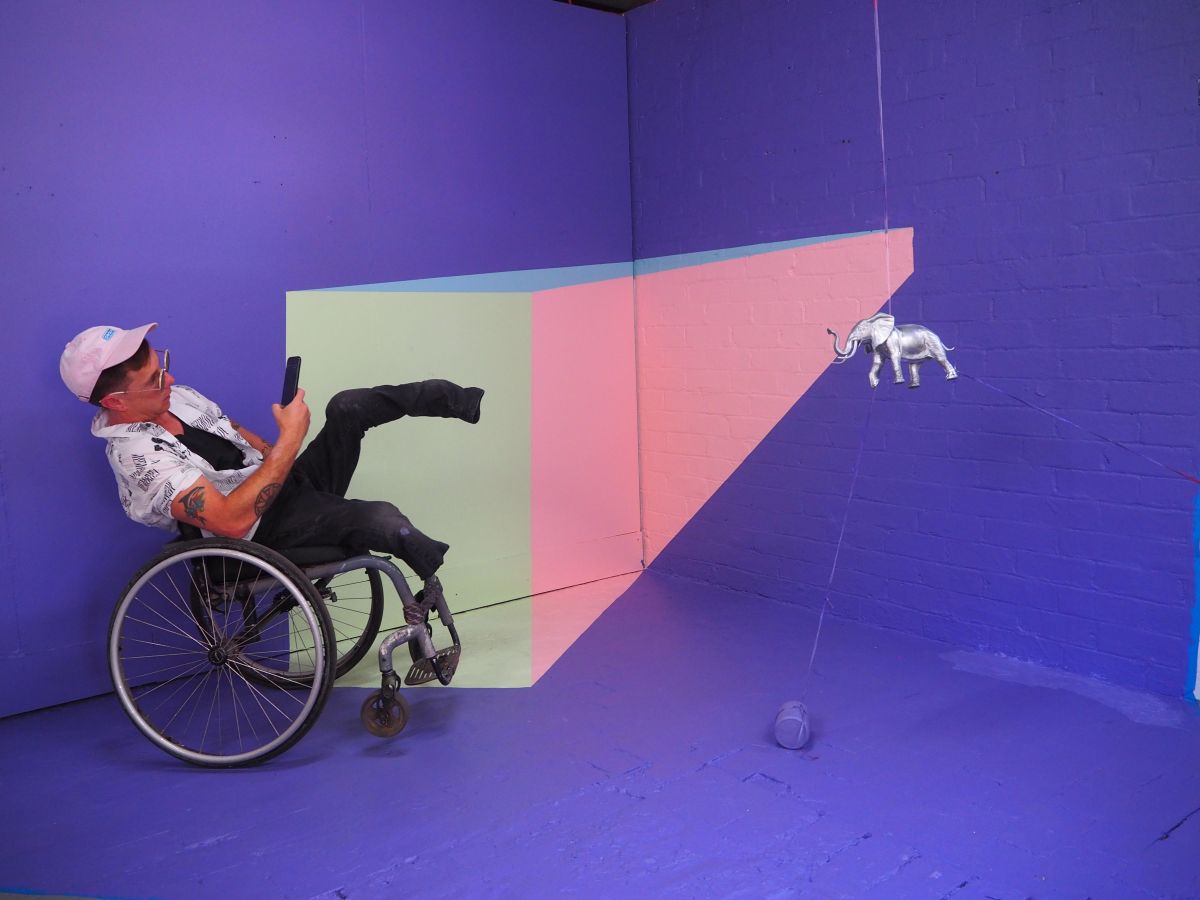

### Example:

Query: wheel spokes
xmin=112 ymin=547 xmax=328 ymax=765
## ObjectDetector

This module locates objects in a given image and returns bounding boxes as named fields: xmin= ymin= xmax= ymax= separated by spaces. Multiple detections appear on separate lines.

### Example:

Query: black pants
xmin=254 ymin=380 xmax=483 ymax=579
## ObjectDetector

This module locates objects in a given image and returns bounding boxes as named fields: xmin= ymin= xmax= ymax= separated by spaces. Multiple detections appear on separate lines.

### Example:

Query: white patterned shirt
xmin=91 ymin=385 xmax=265 ymax=538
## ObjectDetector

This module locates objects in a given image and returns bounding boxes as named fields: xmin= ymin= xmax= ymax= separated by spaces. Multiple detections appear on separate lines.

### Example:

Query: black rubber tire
xmin=360 ymin=689 xmax=411 ymax=738
xmin=108 ymin=538 xmax=337 ymax=768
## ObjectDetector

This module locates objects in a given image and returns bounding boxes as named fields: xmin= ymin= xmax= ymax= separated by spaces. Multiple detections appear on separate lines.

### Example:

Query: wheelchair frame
xmin=107 ymin=536 xmax=462 ymax=768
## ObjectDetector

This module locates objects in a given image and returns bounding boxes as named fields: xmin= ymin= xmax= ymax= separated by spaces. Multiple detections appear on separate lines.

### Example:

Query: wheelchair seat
xmin=275 ymin=544 xmax=359 ymax=567
xmin=174 ymin=523 xmax=358 ymax=568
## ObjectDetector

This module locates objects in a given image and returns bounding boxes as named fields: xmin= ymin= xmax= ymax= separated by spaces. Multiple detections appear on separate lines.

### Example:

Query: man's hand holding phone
xmin=274 ymin=356 xmax=310 ymax=446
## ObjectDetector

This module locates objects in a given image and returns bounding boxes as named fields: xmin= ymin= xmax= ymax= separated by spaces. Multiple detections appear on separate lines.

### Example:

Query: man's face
xmin=102 ymin=348 xmax=174 ymax=419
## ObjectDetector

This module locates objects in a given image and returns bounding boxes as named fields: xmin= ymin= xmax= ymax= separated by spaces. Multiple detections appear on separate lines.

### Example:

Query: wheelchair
xmin=106 ymin=526 xmax=462 ymax=768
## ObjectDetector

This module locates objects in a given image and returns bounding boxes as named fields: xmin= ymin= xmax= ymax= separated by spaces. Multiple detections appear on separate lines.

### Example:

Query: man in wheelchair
xmin=61 ymin=322 xmax=483 ymax=617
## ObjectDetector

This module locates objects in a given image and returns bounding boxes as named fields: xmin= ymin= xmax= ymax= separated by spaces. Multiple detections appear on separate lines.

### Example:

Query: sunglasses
xmin=108 ymin=349 xmax=170 ymax=397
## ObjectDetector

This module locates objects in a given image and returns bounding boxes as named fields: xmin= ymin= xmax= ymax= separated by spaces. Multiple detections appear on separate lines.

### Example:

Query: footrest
xmin=404 ymin=644 xmax=461 ymax=686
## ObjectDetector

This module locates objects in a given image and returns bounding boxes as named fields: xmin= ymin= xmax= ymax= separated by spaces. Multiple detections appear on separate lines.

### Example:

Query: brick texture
xmin=628 ymin=0 xmax=1200 ymax=697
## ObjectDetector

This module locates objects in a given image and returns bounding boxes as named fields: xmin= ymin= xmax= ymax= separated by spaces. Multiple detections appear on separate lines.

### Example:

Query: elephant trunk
xmin=826 ymin=328 xmax=859 ymax=362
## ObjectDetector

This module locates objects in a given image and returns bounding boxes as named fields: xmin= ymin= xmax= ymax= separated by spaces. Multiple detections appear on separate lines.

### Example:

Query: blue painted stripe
xmin=311 ymin=229 xmax=886 ymax=294
xmin=632 ymin=230 xmax=877 ymax=276
xmin=1188 ymin=492 xmax=1200 ymax=703
xmin=315 ymin=261 xmax=632 ymax=293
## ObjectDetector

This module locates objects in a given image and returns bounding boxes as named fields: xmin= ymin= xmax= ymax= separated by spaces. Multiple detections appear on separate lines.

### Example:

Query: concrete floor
xmin=1 ymin=570 xmax=1198 ymax=899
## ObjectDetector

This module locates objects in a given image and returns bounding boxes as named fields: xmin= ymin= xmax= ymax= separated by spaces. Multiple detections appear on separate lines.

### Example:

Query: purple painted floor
xmin=2 ymin=571 xmax=1198 ymax=899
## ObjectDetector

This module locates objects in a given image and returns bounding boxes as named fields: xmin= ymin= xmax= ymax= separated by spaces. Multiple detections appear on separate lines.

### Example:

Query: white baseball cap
xmin=60 ymin=323 xmax=158 ymax=402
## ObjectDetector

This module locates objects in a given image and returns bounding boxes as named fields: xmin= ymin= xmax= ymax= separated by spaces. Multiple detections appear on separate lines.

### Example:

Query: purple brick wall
xmin=0 ymin=0 xmax=631 ymax=716
xmin=629 ymin=0 xmax=1200 ymax=696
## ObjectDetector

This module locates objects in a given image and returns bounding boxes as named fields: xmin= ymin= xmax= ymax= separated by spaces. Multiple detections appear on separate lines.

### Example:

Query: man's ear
xmin=99 ymin=394 xmax=125 ymax=412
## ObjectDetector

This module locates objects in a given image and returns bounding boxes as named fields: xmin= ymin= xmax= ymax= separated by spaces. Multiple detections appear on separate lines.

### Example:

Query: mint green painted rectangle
xmin=286 ymin=290 xmax=532 ymax=614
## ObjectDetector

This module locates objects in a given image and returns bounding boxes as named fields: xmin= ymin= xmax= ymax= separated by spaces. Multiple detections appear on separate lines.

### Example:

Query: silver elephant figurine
xmin=827 ymin=313 xmax=957 ymax=389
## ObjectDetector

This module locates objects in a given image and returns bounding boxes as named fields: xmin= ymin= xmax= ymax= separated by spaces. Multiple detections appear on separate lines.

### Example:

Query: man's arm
xmin=172 ymin=391 xmax=310 ymax=538
xmin=230 ymin=419 xmax=273 ymax=457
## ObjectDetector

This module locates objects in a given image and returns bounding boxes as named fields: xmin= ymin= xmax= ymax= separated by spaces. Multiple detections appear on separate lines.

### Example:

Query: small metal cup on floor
xmin=774 ymin=700 xmax=811 ymax=749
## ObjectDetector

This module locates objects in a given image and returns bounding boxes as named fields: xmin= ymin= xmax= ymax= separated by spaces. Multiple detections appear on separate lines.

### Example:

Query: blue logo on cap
xmin=102 ymin=328 xmax=116 ymax=341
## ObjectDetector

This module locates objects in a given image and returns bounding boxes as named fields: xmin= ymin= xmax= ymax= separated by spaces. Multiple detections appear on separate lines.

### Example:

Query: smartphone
xmin=281 ymin=356 xmax=302 ymax=406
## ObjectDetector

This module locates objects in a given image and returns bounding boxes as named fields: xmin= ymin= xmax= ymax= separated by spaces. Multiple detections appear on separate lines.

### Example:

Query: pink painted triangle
xmin=636 ymin=229 xmax=914 ymax=564
xmin=528 ymin=229 xmax=914 ymax=684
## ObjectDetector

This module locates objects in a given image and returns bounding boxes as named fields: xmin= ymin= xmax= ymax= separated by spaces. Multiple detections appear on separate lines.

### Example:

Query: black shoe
xmin=462 ymin=387 xmax=484 ymax=424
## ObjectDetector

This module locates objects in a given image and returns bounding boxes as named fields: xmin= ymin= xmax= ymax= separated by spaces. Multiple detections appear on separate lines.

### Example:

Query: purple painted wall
xmin=0 ymin=0 xmax=631 ymax=716
xmin=628 ymin=0 xmax=1200 ymax=696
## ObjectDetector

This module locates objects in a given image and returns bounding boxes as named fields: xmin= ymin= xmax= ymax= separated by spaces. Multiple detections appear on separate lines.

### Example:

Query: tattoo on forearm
xmin=180 ymin=485 xmax=208 ymax=525
xmin=254 ymin=483 xmax=282 ymax=518
xmin=229 ymin=419 xmax=271 ymax=455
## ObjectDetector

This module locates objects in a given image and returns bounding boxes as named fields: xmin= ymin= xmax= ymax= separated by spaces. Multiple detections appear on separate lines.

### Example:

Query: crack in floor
xmin=804 ymin=831 xmax=872 ymax=884
xmin=937 ymin=875 xmax=979 ymax=899
xmin=1155 ymin=802 xmax=1200 ymax=843
xmin=868 ymin=849 xmax=923 ymax=888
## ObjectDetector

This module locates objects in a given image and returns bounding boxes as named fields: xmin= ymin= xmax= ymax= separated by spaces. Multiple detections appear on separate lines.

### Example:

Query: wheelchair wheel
xmin=311 ymin=568 xmax=384 ymax=679
xmin=360 ymin=688 xmax=410 ymax=738
xmin=108 ymin=539 xmax=336 ymax=768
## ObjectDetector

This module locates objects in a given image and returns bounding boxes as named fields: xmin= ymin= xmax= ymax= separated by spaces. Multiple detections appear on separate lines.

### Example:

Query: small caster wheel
xmin=360 ymin=689 xmax=411 ymax=738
